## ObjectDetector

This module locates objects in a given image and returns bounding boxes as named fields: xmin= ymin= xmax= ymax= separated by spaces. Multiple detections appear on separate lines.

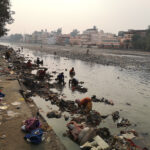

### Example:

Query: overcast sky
xmin=8 ymin=0 xmax=150 ymax=35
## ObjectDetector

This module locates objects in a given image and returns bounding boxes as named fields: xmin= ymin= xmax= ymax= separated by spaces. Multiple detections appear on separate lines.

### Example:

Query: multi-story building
xmin=70 ymin=35 xmax=81 ymax=45
xmin=56 ymin=34 xmax=70 ymax=45
xmin=81 ymin=27 xmax=98 ymax=45
xmin=97 ymin=32 xmax=120 ymax=48
xmin=80 ymin=27 xmax=120 ymax=48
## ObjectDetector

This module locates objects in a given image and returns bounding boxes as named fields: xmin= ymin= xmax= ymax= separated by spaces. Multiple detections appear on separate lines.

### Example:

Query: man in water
xmin=86 ymin=49 xmax=89 ymax=55
xmin=26 ymin=60 xmax=32 ymax=69
xmin=57 ymin=72 xmax=65 ymax=85
xmin=69 ymin=67 xmax=75 ymax=76
xmin=37 ymin=68 xmax=47 ymax=80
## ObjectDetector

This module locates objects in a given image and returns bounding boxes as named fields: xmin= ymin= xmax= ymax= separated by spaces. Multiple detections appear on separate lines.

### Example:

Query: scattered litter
xmin=80 ymin=135 xmax=109 ymax=150
xmin=47 ymin=110 xmax=61 ymax=118
xmin=91 ymin=95 xmax=114 ymax=105
xmin=0 ymin=92 xmax=5 ymax=98
xmin=119 ymin=132 xmax=136 ymax=140
xmin=19 ymin=98 xmax=24 ymax=101
xmin=0 ymin=135 xmax=6 ymax=139
xmin=11 ymin=101 xmax=21 ymax=106
xmin=86 ymin=110 xmax=101 ymax=126
xmin=7 ymin=110 xmax=19 ymax=117
xmin=0 ymin=106 xmax=8 ymax=110
xmin=112 ymin=111 xmax=120 ymax=122
xmin=29 ymin=104 xmax=34 ymax=108
xmin=117 ymin=118 xmax=131 ymax=127
xmin=64 ymin=115 xmax=69 ymax=121
xmin=22 ymin=118 xmax=40 ymax=132
xmin=24 ymin=128 xmax=43 ymax=144
xmin=46 ymin=137 xmax=51 ymax=143
xmin=0 ymin=46 xmax=148 ymax=148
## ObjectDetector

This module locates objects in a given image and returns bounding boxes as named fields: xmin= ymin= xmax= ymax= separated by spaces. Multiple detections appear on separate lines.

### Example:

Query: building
xmin=97 ymin=32 xmax=120 ymax=49
xmin=80 ymin=27 xmax=120 ymax=48
xmin=81 ymin=26 xmax=98 ymax=45
xmin=56 ymin=34 xmax=70 ymax=45
xmin=70 ymin=35 xmax=81 ymax=45
xmin=23 ymin=34 xmax=32 ymax=43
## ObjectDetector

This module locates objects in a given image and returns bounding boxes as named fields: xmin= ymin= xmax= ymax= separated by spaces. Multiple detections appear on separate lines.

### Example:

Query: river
xmin=1 ymin=42 xmax=150 ymax=148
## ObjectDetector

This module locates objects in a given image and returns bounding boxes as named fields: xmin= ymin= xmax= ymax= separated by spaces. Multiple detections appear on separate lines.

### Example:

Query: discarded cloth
xmin=0 ymin=92 xmax=5 ymax=98
xmin=23 ymin=118 xmax=40 ymax=132
xmin=24 ymin=128 xmax=43 ymax=144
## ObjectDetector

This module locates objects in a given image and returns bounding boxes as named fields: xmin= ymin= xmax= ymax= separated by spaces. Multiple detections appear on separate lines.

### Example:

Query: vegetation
xmin=0 ymin=0 xmax=14 ymax=37
xmin=9 ymin=34 xmax=23 ymax=42
xmin=132 ymin=27 xmax=150 ymax=51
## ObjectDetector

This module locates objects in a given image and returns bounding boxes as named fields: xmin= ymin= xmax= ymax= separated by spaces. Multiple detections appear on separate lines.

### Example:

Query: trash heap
xmin=2 ymin=46 xmax=149 ymax=149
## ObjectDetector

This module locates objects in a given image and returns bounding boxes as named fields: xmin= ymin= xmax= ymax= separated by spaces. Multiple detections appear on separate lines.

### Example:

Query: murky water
xmin=1 ymin=42 xmax=150 ymax=148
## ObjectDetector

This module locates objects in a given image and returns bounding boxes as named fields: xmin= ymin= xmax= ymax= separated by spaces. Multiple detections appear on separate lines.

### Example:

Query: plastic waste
xmin=80 ymin=135 xmax=109 ymax=150
xmin=119 ymin=132 xmax=135 ymax=140
xmin=0 ymin=92 xmax=5 ymax=98
xmin=7 ymin=110 xmax=19 ymax=117
xmin=24 ymin=128 xmax=43 ymax=144
xmin=0 ymin=106 xmax=8 ymax=110
xmin=11 ymin=101 xmax=21 ymax=106
xmin=23 ymin=118 xmax=40 ymax=132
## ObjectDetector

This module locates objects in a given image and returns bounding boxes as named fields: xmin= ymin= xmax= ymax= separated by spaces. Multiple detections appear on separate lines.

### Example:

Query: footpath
xmin=0 ymin=45 xmax=66 ymax=150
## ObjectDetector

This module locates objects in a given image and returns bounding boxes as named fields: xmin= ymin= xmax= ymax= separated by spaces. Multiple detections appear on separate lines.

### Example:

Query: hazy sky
xmin=8 ymin=0 xmax=150 ymax=35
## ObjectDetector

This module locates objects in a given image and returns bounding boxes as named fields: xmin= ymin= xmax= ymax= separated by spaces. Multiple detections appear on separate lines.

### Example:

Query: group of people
xmin=26 ymin=57 xmax=92 ymax=113
xmin=69 ymin=67 xmax=92 ymax=113
xmin=25 ymin=55 xmax=93 ymax=144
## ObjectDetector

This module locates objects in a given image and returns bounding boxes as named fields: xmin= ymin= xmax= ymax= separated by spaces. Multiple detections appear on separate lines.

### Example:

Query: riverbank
xmin=0 ymin=46 xmax=66 ymax=150
xmin=17 ymin=43 xmax=150 ymax=70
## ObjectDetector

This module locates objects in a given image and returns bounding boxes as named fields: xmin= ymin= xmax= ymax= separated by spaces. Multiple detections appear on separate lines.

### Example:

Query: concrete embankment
xmin=0 ymin=46 xmax=66 ymax=150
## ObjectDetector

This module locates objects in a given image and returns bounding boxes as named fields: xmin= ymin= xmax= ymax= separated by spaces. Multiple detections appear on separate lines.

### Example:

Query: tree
xmin=70 ymin=29 xmax=80 ymax=37
xmin=0 ymin=0 xmax=14 ymax=37
xmin=145 ymin=27 xmax=150 ymax=50
xmin=132 ymin=34 xmax=146 ymax=49
xmin=9 ymin=34 xmax=23 ymax=42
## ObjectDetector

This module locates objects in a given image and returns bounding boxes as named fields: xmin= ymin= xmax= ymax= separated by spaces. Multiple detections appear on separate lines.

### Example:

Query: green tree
xmin=9 ymin=34 xmax=23 ymax=42
xmin=0 ymin=0 xmax=14 ymax=37
xmin=132 ymin=34 xmax=146 ymax=49
xmin=145 ymin=27 xmax=150 ymax=50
